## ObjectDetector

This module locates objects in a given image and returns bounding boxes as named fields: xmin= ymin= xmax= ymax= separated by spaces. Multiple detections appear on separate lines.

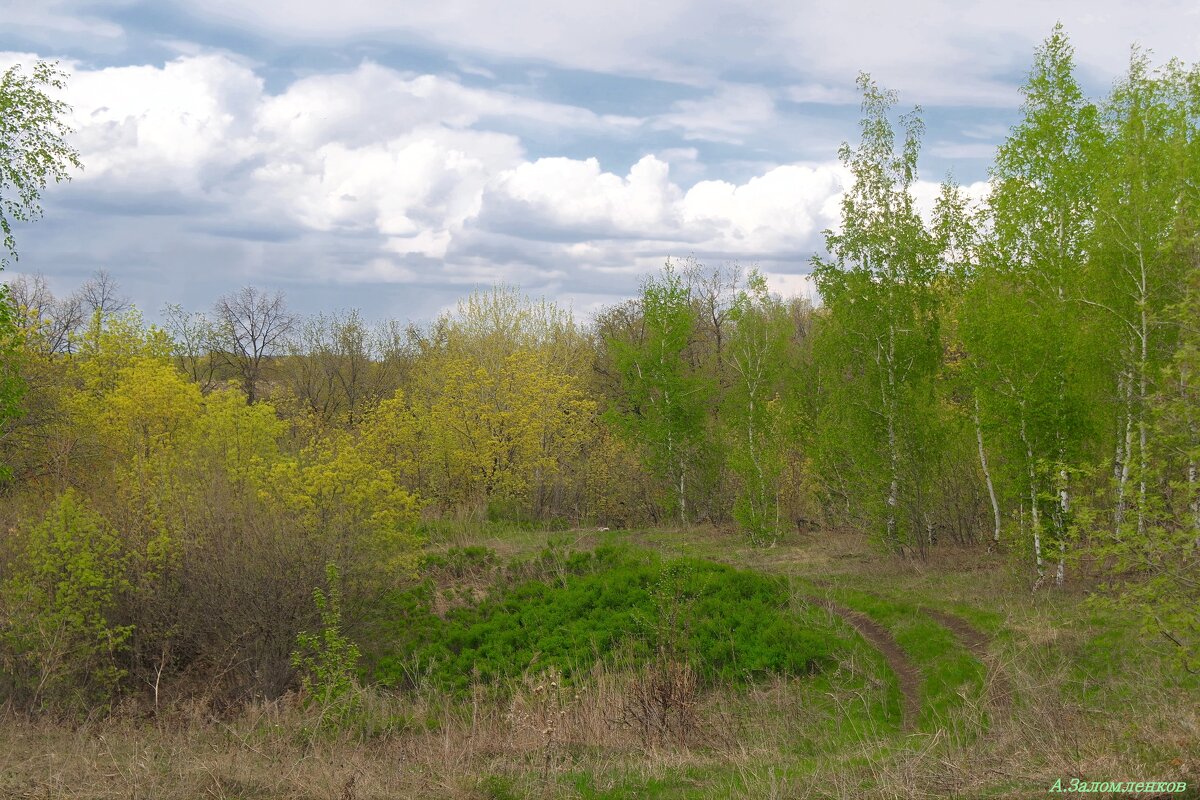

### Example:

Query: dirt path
xmin=921 ymin=607 xmax=1013 ymax=712
xmin=810 ymin=598 xmax=921 ymax=733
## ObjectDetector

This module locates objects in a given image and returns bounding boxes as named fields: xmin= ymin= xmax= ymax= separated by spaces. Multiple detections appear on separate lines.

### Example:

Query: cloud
xmin=12 ymin=49 xmax=852 ymax=319
xmin=255 ymin=63 xmax=637 ymax=150
xmin=1 ymin=1 xmax=127 ymax=51
xmin=64 ymin=54 xmax=265 ymax=195
xmin=159 ymin=0 xmax=1200 ymax=107
xmin=480 ymin=155 xmax=681 ymax=239
xmin=652 ymin=83 xmax=778 ymax=143
xmin=475 ymin=155 xmax=846 ymax=267
xmin=681 ymin=164 xmax=845 ymax=253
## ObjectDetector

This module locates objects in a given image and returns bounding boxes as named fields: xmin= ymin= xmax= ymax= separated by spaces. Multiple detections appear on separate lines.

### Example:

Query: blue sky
xmin=3 ymin=0 xmax=1198 ymax=322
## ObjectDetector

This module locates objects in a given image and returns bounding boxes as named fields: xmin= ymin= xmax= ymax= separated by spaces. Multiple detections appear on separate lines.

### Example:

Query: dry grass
xmin=3 ymin=527 xmax=1197 ymax=799
xmin=0 ymin=658 xmax=882 ymax=800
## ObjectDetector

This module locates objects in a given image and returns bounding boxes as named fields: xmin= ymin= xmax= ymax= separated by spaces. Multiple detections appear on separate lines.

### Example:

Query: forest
xmin=0 ymin=26 xmax=1197 ymax=800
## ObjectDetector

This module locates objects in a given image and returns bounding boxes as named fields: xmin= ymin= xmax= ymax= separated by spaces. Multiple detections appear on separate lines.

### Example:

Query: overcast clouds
xmin=2 ymin=1 xmax=1198 ymax=322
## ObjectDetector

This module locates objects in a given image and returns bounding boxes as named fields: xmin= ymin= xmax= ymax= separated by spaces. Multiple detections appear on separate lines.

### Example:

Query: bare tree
xmin=78 ymin=269 xmax=129 ymax=317
xmin=162 ymin=303 xmax=222 ymax=392
xmin=213 ymin=286 xmax=295 ymax=403
xmin=282 ymin=310 xmax=410 ymax=425
xmin=5 ymin=273 xmax=83 ymax=353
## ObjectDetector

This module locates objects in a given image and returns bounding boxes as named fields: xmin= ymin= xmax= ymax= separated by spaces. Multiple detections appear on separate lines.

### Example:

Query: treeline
xmin=0 ymin=26 xmax=1197 ymax=713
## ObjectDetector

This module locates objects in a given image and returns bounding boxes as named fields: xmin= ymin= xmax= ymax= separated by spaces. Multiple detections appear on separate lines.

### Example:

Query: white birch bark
xmin=1057 ymin=467 xmax=1069 ymax=586
xmin=974 ymin=396 xmax=1002 ymax=548
xmin=885 ymin=324 xmax=899 ymax=551
xmin=1115 ymin=368 xmax=1132 ymax=532
xmin=1020 ymin=413 xmax=1045 ymax=587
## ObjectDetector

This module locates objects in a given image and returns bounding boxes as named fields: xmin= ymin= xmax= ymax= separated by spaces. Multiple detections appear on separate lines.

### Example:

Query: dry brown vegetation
xmin=2 ymin=526 xmax=1196 ymax=800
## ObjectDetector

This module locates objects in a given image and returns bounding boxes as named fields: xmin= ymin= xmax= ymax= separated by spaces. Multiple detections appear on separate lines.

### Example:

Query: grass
xmin=821 ymin=586 xmax=987 ymax=735
xmin=366 ymin=545 xmax=851 ymax=693
xmin=1 ymin=524 xmax=1197 ymax=799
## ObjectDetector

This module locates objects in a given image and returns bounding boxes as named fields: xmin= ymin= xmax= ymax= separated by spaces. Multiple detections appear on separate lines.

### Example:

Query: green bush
xmin=291 ymin=563 xmax=362 ymax=732
xmin=369 ymin=546 xmax=844 ymax=692
xmin=0 ymin=491 xmax=132 ymax=711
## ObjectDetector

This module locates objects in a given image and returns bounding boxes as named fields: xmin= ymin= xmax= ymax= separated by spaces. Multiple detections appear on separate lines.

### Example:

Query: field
xmin=3 ymin=524 xmax=1196 ymax=800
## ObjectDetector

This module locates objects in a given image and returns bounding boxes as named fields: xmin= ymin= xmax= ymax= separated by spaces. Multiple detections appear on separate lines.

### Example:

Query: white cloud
xmin=476 ymin=155 xmax=847 ymax=265
xmin=64 ymin=55 xmax=264 ymax=195
xmin=681 ymin=164 xmax=846 ymax=252
xmin=484 ymin=155 xmax=682 ymax=236
xmin=162 ymin=0 xmax=1200 ymax=106
xmin=26 ymin=50 xmax=848 ymax=314
xmin=652 ymin=83 xmax=778 ymax=143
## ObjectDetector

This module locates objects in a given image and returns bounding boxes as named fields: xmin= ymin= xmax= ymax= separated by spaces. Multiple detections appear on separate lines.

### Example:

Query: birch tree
xmin=811 ymin=74 xmax=943 ymax=554
xmin=606 ymin=266 xmax=708 ymax=524
xmin=1088 ymin=55 xmax=1195 ymax=537
xmin=0 ymin=61 xmax=81 ymax=267
xmin=723 ymin=271 xmax=790 ymax=545
xmin=981 ymin=25 xmax=1102 ymax=585
xmin=1 ymin=61 xmax=80 ymax=430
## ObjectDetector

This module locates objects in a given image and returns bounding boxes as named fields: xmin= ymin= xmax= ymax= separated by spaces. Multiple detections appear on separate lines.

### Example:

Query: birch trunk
xmin=1137 ymin=289 xmax=1148 ymax=540
xmin=974 ymin=396 xmax=1002 ymax=548
xmin=1115 ymin=368 xmax=1132 ymax=532
xmin=1188 ymin=369 xmax=1199 ymax=548
xmin=1057 ymin=467 xmax=1069 ymax=586
xmin=1020 ymin=414 xmax=1045 ymax=586
xmin=885 ymin=325 xmax=899 ymax=551
xmin=1188 ymin=458 xmax=1200 ymax=550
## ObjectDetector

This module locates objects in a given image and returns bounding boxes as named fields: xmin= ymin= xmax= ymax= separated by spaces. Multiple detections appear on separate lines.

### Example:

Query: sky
xmin=2 ymin=1 xmax=1199 ymax=324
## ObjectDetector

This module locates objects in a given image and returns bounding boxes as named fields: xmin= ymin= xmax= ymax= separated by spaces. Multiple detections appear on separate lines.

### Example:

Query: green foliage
xmin=0 ymin=282 xmax=23 ymax=453
xmin=971 ymin=25 xmax=1107 ymax=584
xmin=810 ymin=74 xmax=946 ymax=553
xmin=0 ymin=61 xmax=82 ymax=266
xmin=0 ymin=59 xmax=80 ymax=459
xmin=291 ymin=563 xmax=362 ymax=719
xmin=0 ymin=491 xmax=131 ymax=710
xmin=723 ymin=272 xmax=791 ymax=546
xmin=371 ymin=547 xmax=844 ymax=693
xmin=606 ymin=265 xmax=710 ymax=523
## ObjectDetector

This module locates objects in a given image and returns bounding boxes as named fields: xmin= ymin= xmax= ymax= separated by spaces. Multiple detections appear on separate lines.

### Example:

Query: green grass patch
xmin=826 ymin=588 xmax=987 ymax=733
xmin=367 ymin=546 xmax=850 ymax=694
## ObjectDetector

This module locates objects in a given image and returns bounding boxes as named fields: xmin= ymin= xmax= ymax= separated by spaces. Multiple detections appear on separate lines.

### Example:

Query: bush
xmin=291 ymin=563 xmax=362 ymax=729
xmin=0 ymin=491 xmax=132 ymax=711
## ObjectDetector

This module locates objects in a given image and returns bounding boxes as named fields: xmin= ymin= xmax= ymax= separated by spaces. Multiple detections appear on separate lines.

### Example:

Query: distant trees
xmin=213 ymin=286 xmax=296 ymax=404
xmin=606 ymin=266 xmax=709 ymax=524
xmin=373 ymin=286 xmax=598 ymax=518
xmin=0 ymin=300 xmax=423 ymax=710
xmin=280 ymin=310 xmax=406 ymax=426
xmin=723 ymin=272 xmax=791 ymax=545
